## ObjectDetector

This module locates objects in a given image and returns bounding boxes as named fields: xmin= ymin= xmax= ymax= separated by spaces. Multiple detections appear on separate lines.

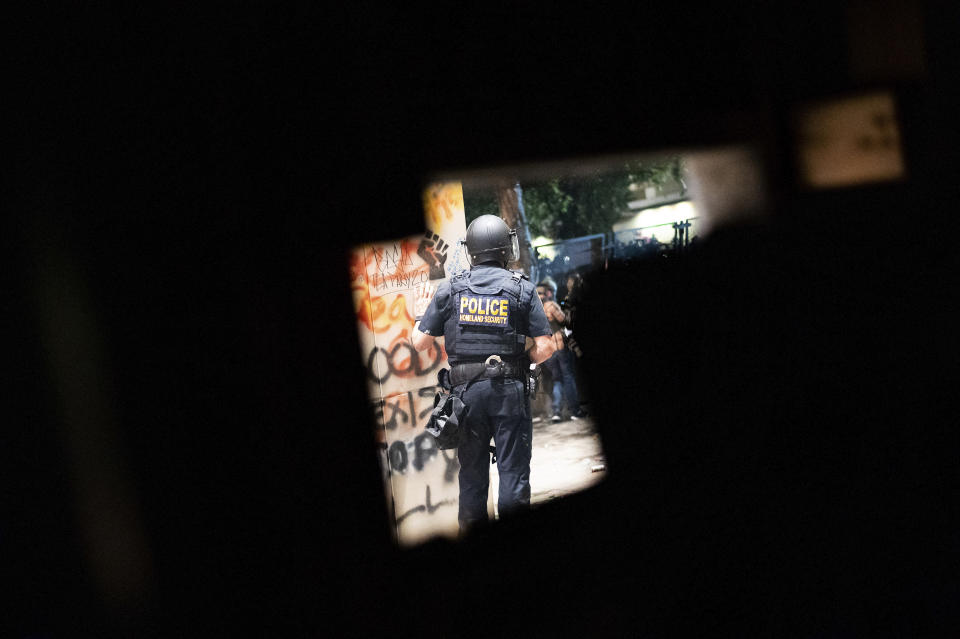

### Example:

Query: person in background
xmin=562 ymin=271 xmax=585 ymax=360
xmin=536 ymin=277 xmax=584 ymax=422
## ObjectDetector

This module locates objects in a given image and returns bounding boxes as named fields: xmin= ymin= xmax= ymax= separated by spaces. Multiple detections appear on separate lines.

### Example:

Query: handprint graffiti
xmin=417 ymin=231 xmax=449 ymax=280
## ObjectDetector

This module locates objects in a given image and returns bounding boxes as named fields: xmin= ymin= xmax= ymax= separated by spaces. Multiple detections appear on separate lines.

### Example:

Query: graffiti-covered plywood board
xmin=350 ymin=182 xmax=468 ymax=546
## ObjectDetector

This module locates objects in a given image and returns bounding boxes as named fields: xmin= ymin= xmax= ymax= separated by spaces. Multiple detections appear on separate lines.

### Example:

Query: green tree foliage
xmin=463 ymin=156 xmax=683 ymax=240
xmin=462 ymin=188 xmax=500 ymax=225
xmin=522 ymin=170 xmax=625 ymax=239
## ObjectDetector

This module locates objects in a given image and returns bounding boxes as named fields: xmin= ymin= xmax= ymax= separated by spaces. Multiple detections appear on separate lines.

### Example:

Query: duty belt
xmin=449 ymin=356 xmax=525 ymax=386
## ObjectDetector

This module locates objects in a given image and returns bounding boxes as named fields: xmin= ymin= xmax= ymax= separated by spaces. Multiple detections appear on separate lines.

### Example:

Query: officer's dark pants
xmin=457 ymin=377 xmax=532 ymax=529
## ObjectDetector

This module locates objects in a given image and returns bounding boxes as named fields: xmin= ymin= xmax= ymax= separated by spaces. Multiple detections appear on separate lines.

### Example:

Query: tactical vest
xmin=443 ymin=268 xmax=528 ymax=363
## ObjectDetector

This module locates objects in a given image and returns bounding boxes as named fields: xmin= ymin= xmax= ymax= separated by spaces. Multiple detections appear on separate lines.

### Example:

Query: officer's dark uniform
xmin=418 ymin=263 xmax=552 ymax=528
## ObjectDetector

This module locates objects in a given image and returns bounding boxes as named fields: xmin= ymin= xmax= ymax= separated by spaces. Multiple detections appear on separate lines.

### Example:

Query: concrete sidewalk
xmin=488 ymin=415 xmax=607 ymax=516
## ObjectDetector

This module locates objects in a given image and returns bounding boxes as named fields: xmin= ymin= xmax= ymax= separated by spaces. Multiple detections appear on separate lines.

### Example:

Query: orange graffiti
xmin=349 ymin=250 xmax=369 ymax=283
xmin=388 ymin=330 xmax=412 ymax=371
xmin=386 ymin=330 xmax=447 ymax=382
xmin=364 ymin=240 xmax=430 ymax=290
xmin=353 ymin=276 xmax=416 ymax=334
xmin=423 ymin=183 xmax=464 ymax=228
xmin=375 ymin=295 xmax=411 ymax=334
xmin=353 ymin=238 xmax=430 ymax=333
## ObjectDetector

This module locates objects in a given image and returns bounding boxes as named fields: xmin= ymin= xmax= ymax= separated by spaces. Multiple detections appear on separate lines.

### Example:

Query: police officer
xmin=411 ymin=215 xmax=556 ymax=532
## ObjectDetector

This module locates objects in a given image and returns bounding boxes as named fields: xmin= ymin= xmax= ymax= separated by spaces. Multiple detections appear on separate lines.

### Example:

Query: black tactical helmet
xmin=464 ymin=214 xmax=519 ymax=267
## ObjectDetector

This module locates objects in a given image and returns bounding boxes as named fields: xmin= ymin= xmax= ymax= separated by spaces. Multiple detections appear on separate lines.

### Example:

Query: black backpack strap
xmin=500 ymin=272 xmax=523 ymax=303
xmin=449 ymin=276 xmax=471 ymax=294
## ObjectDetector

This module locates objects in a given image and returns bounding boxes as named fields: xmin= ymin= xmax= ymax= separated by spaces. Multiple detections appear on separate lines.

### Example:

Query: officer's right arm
xmin=527 ymin=334 xmax=556 ymax=363
xmin=525 ymin=282 xmax=557 ymax=363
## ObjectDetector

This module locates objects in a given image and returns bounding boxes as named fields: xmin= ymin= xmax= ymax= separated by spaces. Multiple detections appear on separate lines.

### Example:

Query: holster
xmin=424 ymin=390 xmax=468 ymax=450
xmin=424 ymin=368 xmax=468 ymax=449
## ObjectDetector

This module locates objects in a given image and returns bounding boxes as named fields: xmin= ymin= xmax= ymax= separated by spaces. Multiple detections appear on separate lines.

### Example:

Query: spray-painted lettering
xmin=396 ymin=485 xmax=458 ymax=524
xmin=366 ymin=341 xmax=444 ymax=385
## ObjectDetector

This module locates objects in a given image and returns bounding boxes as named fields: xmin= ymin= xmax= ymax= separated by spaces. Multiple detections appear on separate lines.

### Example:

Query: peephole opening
xmin=350 ymin=147 xmax=768 ymax=547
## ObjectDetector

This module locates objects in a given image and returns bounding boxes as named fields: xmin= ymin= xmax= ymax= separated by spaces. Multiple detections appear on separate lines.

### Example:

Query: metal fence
xmin=531 ymin=233 xmax=606 ymax=285
xmin=610 ymin=216 xmax=701 ymax=260
xmin=531 ymin=218 xmax=700 ymax=291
